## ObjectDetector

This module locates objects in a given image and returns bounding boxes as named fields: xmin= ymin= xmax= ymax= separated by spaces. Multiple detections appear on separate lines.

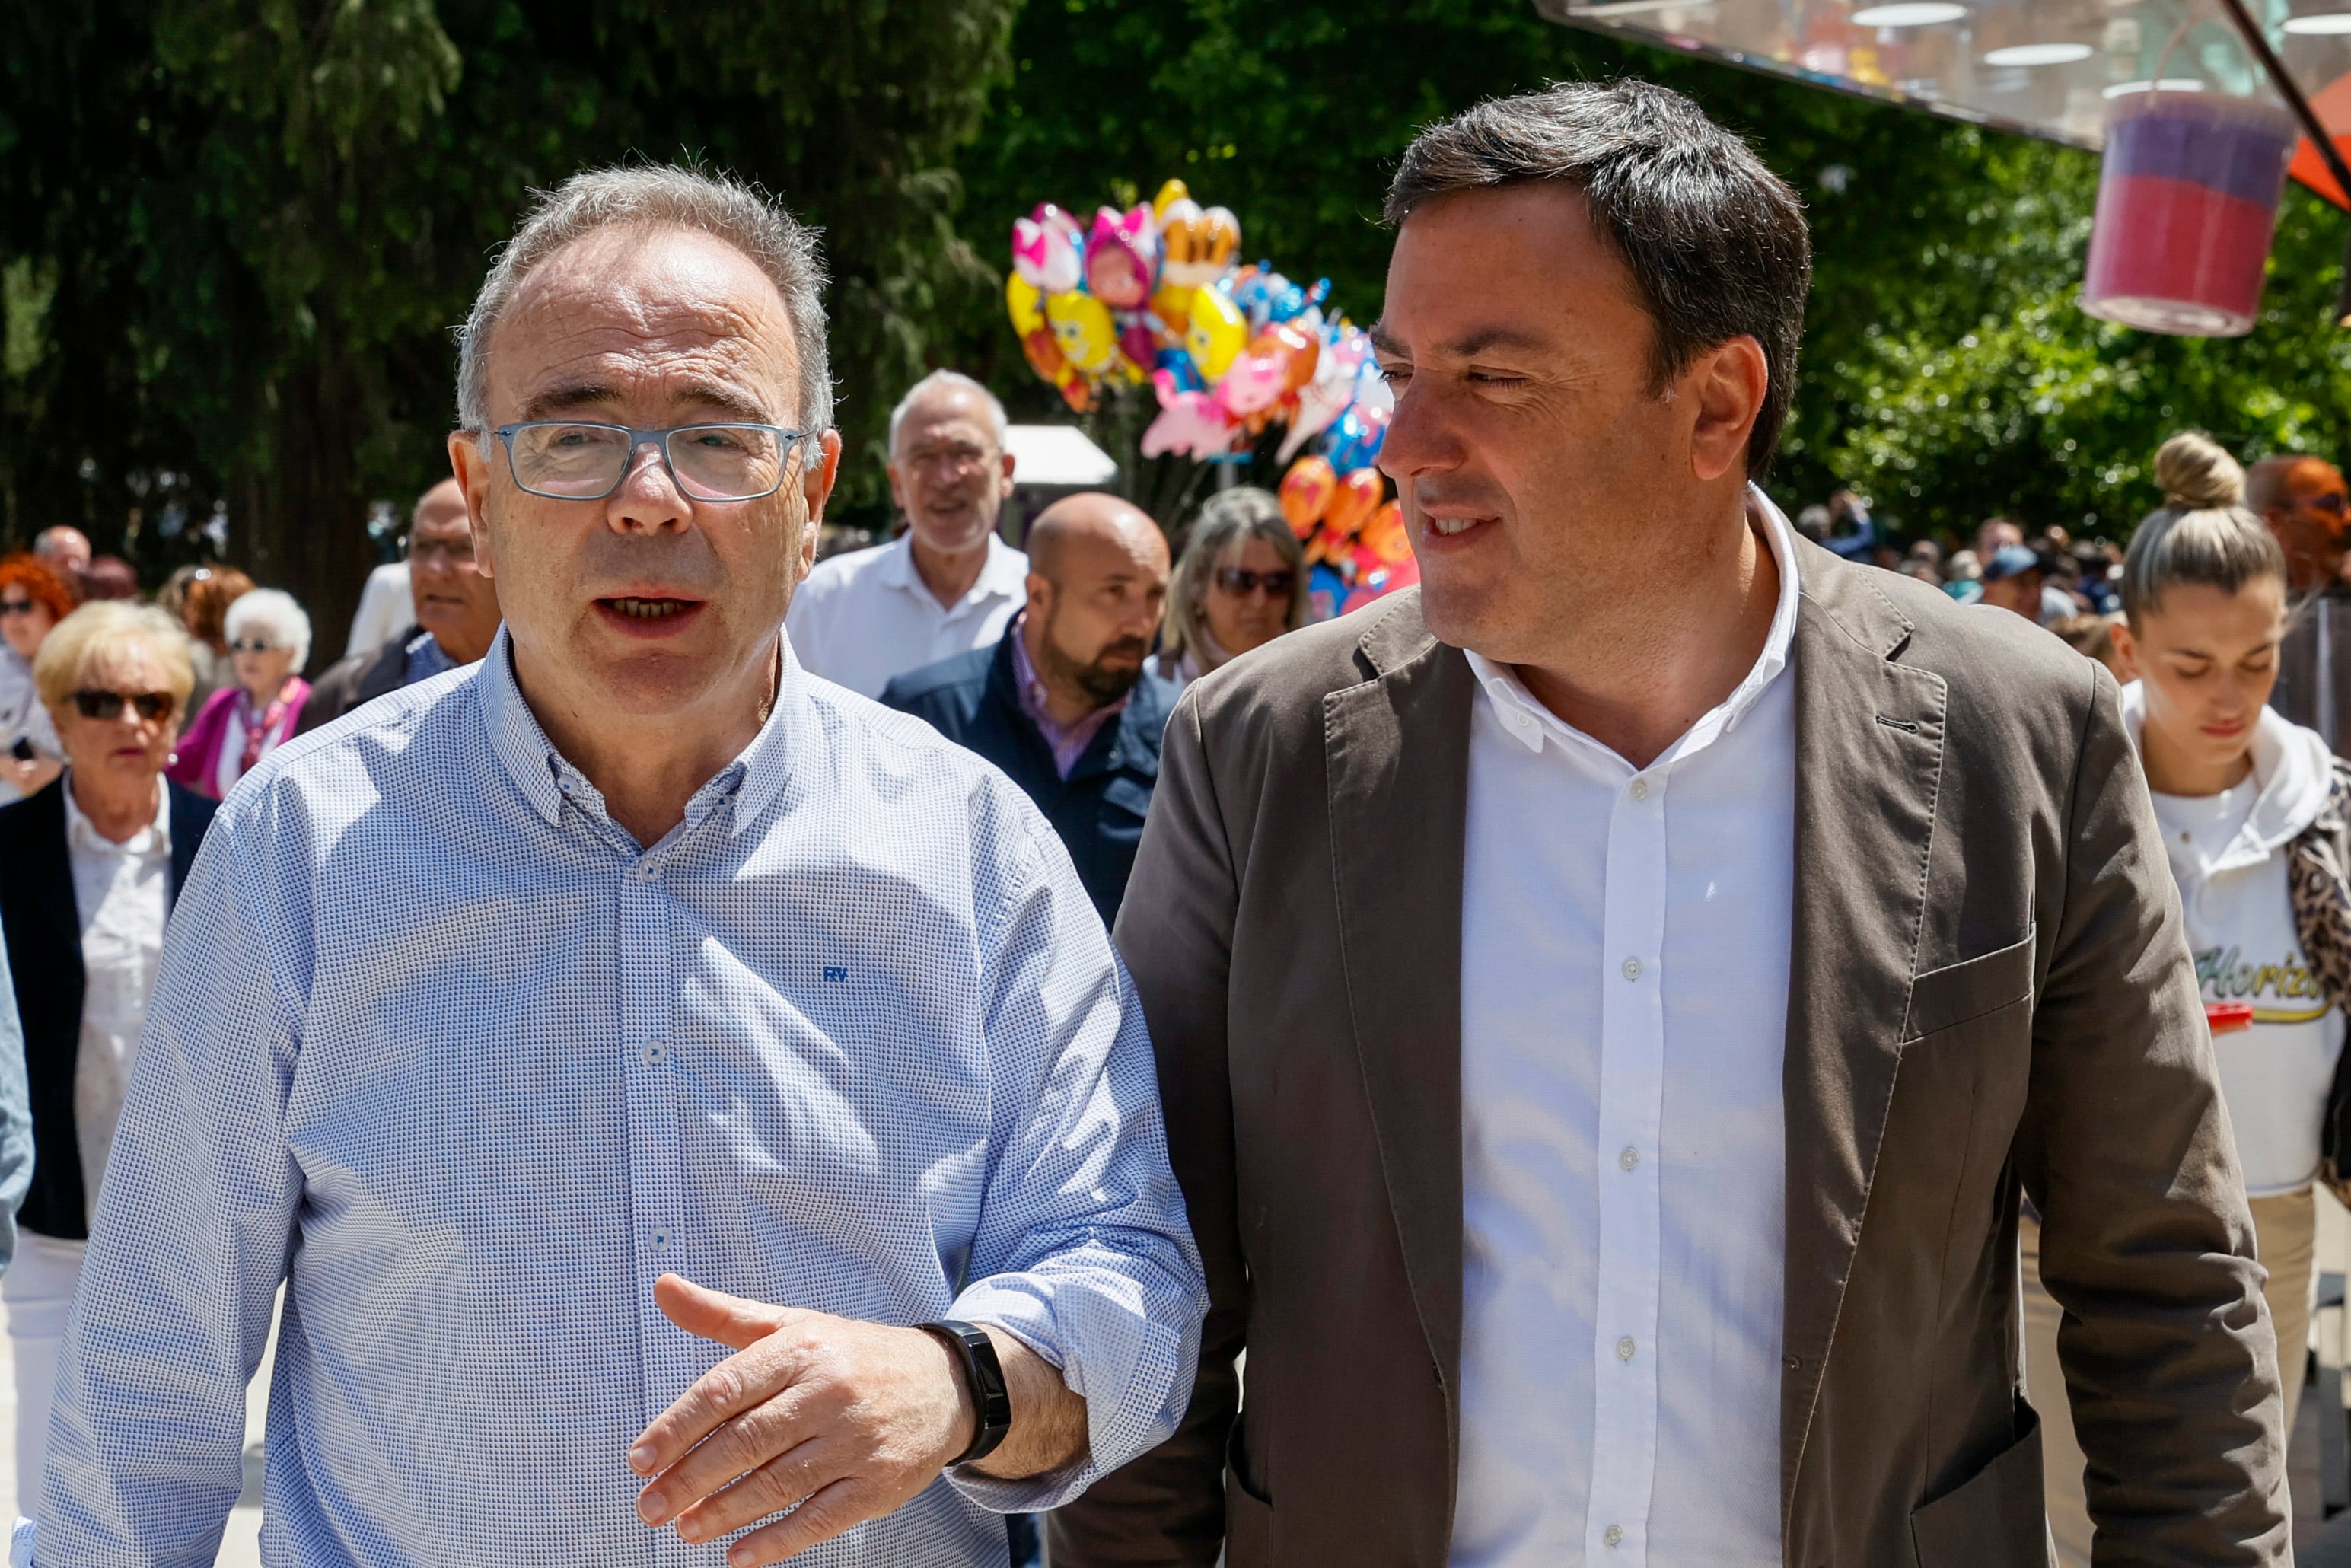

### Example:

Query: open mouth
xmin=603 ymin=597 xmax=693 ymax=621
xmin=594 ymin=595 xmax=706 ymax=636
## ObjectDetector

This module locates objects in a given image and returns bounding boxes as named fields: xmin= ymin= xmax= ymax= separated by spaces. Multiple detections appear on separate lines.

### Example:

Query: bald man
xmin=298 ymin=479 xmax=504 ymax=735
xmin=2252 ymin=454 xmax=2351 ymax=754
xmin=883 ymin=493 xmax=1176 ymax=924
xmin=32 ymin=527 xmax=91 ymax=578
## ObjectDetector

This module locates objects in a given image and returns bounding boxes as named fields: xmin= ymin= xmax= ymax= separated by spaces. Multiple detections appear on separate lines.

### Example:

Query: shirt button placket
xmin=620 ymin=853 xmax=684 ymax=1429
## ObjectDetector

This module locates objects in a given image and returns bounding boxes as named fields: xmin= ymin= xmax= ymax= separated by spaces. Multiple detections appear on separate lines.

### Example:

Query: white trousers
xmin=2 ymin=1232 xmax=86 ymax=1515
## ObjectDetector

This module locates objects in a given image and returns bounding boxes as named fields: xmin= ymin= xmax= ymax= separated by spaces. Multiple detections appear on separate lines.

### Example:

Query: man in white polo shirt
xmin=787 ymin=370 xmax=1030 ymax=696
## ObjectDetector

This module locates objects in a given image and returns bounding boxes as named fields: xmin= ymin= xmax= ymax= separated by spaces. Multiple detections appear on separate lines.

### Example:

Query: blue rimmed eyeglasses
xmin=490 ymin=422 xmax=815 ymax=503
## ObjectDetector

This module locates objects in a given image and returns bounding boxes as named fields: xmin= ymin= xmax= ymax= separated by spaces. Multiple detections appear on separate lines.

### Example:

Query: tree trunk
xmin=237 ymin=357 xmax=376 ymax=676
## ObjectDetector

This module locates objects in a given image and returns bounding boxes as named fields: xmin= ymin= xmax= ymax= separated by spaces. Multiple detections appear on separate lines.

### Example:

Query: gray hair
xmin=455 ymin=165 xmax=833 ymax=437
xmin=888 ymin=369 xmax=1008 ymax=457
xmin=1384 ymin=80 xmax=1811 ymax=482
xmin=2121 ymin=432 xmax=2286 ymax=623
xmin=1164 ymin=486 xmax=1309 ymax=663
xmin=224 ymin=588 xmax=314 ymax=671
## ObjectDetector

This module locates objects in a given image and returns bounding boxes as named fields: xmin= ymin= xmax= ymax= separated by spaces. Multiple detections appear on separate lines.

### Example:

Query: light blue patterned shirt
xmin=27 ymin=630 xmax=1205 ymax=1568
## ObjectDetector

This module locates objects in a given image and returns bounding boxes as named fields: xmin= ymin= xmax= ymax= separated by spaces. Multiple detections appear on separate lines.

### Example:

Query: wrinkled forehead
xmin=488 ymin=225 xmax=801 ymax=426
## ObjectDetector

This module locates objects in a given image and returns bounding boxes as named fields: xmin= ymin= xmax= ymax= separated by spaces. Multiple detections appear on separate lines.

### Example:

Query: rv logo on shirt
xmin=2192 ymin=945 xmax=2331 ymax=1025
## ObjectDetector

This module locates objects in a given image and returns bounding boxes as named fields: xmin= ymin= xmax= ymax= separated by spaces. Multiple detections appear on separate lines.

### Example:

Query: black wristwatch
xmin=919 ymin=1319 xmax=1012 ymax=1466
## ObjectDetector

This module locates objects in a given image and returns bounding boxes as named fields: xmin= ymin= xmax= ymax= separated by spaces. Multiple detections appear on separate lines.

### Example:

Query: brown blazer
xmin=1053 ymin=540 xmax=2288 ymax=1567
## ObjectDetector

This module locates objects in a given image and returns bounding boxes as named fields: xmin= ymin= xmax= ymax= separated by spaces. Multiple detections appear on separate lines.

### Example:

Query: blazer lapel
xmin=1778 ymin=548 xmax=1949 ymax=1522
xmin=1324 ymin=591 xmax=1475 ymax=1479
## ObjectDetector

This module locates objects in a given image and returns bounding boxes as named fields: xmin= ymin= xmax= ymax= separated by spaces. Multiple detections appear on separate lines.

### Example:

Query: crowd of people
xmin=0 ymin=77 xmax=2346 ymax=1568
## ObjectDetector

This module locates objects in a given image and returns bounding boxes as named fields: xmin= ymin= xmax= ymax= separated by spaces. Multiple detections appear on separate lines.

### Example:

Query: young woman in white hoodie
xmin=2026 ymin=430 xmax=2351 ymax=1561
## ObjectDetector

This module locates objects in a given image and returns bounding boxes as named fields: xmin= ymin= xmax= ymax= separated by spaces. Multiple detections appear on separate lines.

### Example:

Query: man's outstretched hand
xmin=629 ymin=1274 xmax=1088 ymax=1566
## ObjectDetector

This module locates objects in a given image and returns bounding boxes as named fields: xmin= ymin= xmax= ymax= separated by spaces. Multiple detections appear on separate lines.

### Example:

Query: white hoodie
xmin=2123 ymin=683 xmax=2344 ymax=1194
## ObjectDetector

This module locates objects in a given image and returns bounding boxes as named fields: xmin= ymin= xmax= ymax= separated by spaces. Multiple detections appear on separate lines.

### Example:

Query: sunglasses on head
xmin=1212 ymin=567 xmax=1296 ymax=598
xmin=72 ymin=690 xmax=173 ymax=722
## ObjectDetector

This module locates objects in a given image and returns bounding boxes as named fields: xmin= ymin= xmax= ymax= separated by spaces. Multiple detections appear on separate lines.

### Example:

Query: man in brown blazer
xmin=1053 ymin=81 xmax=2288 ymax=1567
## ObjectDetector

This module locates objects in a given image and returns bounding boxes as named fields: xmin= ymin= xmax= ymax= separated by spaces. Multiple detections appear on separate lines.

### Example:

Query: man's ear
xmin=1684 ymin=336 xmax=1770 ymax=486
xmin=448 ymin=432 xmax=497 ymax=581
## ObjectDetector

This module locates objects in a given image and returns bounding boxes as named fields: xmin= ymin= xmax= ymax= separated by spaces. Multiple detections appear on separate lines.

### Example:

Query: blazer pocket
xmin=1905 ymin=926 xmax=2037 ymax=1041
xmin=1225 ymin=1420 xmax=1273 ymax=1567
xmin=1910 ymin=1401 xmax=2051 ymax=1568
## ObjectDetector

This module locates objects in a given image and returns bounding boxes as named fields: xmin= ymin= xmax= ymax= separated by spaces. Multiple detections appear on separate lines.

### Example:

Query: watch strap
xmin=918 ymin=1319 xmax=1012 ymax=1466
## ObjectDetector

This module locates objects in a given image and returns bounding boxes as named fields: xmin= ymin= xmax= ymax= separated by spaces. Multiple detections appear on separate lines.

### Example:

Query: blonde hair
xmin=34 ymin=601 xmax=196 ymax=724
xmin=2120 ymin=432 xmax=2286 ymax=624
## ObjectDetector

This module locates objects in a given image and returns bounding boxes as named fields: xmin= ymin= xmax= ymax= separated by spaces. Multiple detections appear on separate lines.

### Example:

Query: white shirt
xmin=345 ymin=561 xmax=412 ymax=657
xmin=2137 ymin=693 xmax=2346 ymax=1196
xmin=62 ymin=777 xmax=171 ymax=1229
xmin=785 ymin=532 xmax=1029 ymax=697
xmin=1453 ymin=489 xmax=1800 ymax=1568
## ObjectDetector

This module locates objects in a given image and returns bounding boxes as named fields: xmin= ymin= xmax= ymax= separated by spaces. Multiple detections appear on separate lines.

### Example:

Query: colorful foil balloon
xmin=1279 ymin=456 xmax=1337 ymax=537
xmin=1185 ymin=285 xmax=1248 ymax=382
xmin=1085 ymin=205 xmax=1160 ymax=311
xmin=1046 ymin=292 xmax=1120 ymax=374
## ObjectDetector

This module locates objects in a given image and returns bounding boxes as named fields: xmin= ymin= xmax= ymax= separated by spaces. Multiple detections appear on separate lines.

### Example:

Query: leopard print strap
xmin=2290 ymin=758 xmax=2351 ymax=1015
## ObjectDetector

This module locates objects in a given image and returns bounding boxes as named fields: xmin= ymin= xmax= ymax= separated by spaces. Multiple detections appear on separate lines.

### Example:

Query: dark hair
xmin=74 ymin=556 xmax=139 ymax=603
xmin=1384 ymin=80 xmax=1811 ymax=482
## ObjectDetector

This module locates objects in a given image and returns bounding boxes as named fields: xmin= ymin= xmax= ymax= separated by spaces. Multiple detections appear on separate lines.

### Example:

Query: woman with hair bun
xmin=2024 ymin=430 xmax=2351 ymax=1560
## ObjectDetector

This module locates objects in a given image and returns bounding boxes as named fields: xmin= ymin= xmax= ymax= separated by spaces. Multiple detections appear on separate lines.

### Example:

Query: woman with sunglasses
xmin=166 ymin=588 xmax=312 ymax=802
xmin=1150 ymin=486 xmax=1312 ymax=690
xmin=0 ymin=600 xmax=216 ymax=1503
xmin=0 ymin=553 xmax=80 ymax=805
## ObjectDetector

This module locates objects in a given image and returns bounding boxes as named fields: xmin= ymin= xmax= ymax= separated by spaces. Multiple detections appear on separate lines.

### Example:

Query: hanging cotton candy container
xmin=2080 ymin=86 xmax=2296 ymax=337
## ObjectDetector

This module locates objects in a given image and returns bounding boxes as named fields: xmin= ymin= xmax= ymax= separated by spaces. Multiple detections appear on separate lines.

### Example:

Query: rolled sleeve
xmin=945 ymin=814 xmax=1206 ymax=1512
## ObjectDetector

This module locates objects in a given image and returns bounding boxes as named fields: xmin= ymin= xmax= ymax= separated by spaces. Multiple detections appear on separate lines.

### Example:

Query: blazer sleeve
xmin=1050 ymin=688 xmax=1241 ymax=1568
xmin=2019 ymin=658 xmax=2290 ymax=1561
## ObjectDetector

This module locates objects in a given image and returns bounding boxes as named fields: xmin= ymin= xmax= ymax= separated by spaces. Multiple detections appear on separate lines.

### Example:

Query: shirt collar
xmin=61 ymin=771 xmax=170 ymax=855
xmin=878 ymin=531 xmax=1028 ymax=610
xmin=479 ymin=625 xmax=801 ymax=840
xmin=1467 ymin=482 xmax=1803 ymax=760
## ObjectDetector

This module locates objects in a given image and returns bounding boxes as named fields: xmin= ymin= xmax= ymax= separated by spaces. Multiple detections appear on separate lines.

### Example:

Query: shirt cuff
xmin=13 ymin=1515 xmax=34 ymax=1568
xmin=940 ymin=1272 xmax=1190 ymax=1513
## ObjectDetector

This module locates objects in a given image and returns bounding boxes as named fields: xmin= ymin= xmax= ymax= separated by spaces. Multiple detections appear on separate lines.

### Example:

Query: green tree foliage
xmin=0 ymin=0 xmax=1015 ymax=642
xmin=948 ymin=0 xmax=2351 ymax=540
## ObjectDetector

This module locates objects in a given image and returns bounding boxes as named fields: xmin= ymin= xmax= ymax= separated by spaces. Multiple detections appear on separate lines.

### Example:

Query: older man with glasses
xmin=298 ymin=478 xmax=505 ymax=735
xmin=26 ymin=167 xmax=1203 ymax=1568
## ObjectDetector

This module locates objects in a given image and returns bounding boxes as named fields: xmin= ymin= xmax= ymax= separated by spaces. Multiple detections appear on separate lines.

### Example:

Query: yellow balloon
xmin=1005 ymin=272 xmax=1043 ymax=336
xmin=1185 ymin=285 xmax=1247 ymax=381
xmin=1046 ymin=291 xmax=1119 ymax=374
xmin=1152 ymin=179 xmax=1192 ymax=221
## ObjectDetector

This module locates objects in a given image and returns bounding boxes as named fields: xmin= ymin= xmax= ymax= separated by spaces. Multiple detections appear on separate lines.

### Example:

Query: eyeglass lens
xmin=1214 ymin=568 xmax=1296 ymax=597
xmin=508 ymin=424 xmax=791 ymax=502
xmin=73 ymin=690 xmax=173 ymax=722
xmin=229 ymin=639 xmax=279 ymax=654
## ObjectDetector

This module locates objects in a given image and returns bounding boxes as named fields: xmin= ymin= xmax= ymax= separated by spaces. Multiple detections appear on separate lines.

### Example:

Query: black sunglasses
xmin=72 ymin=690 xmax=174 ymax=722
xmin=1212 ymin=567 xmax=1297 ymax=598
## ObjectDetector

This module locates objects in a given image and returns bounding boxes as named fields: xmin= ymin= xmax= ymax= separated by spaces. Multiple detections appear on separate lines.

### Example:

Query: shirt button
xmin=642 ymin=1041 xmax=668 ymax=1066
xmin=1620 ymin=1146 xmax=1640 ymax=1172
xmin=1617 ymin=1336 xmax=1637 ymax=1362
xmin=1604 ymin=1525 xmax=1625 ymax=1547
xmin=1629 ymin=777 xmax=1649 ymax=801
xmin=1621 ymin=957 xmax=1643 ymax=981
xmin=651 ymin=1228 xmax=672 ymax=1250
